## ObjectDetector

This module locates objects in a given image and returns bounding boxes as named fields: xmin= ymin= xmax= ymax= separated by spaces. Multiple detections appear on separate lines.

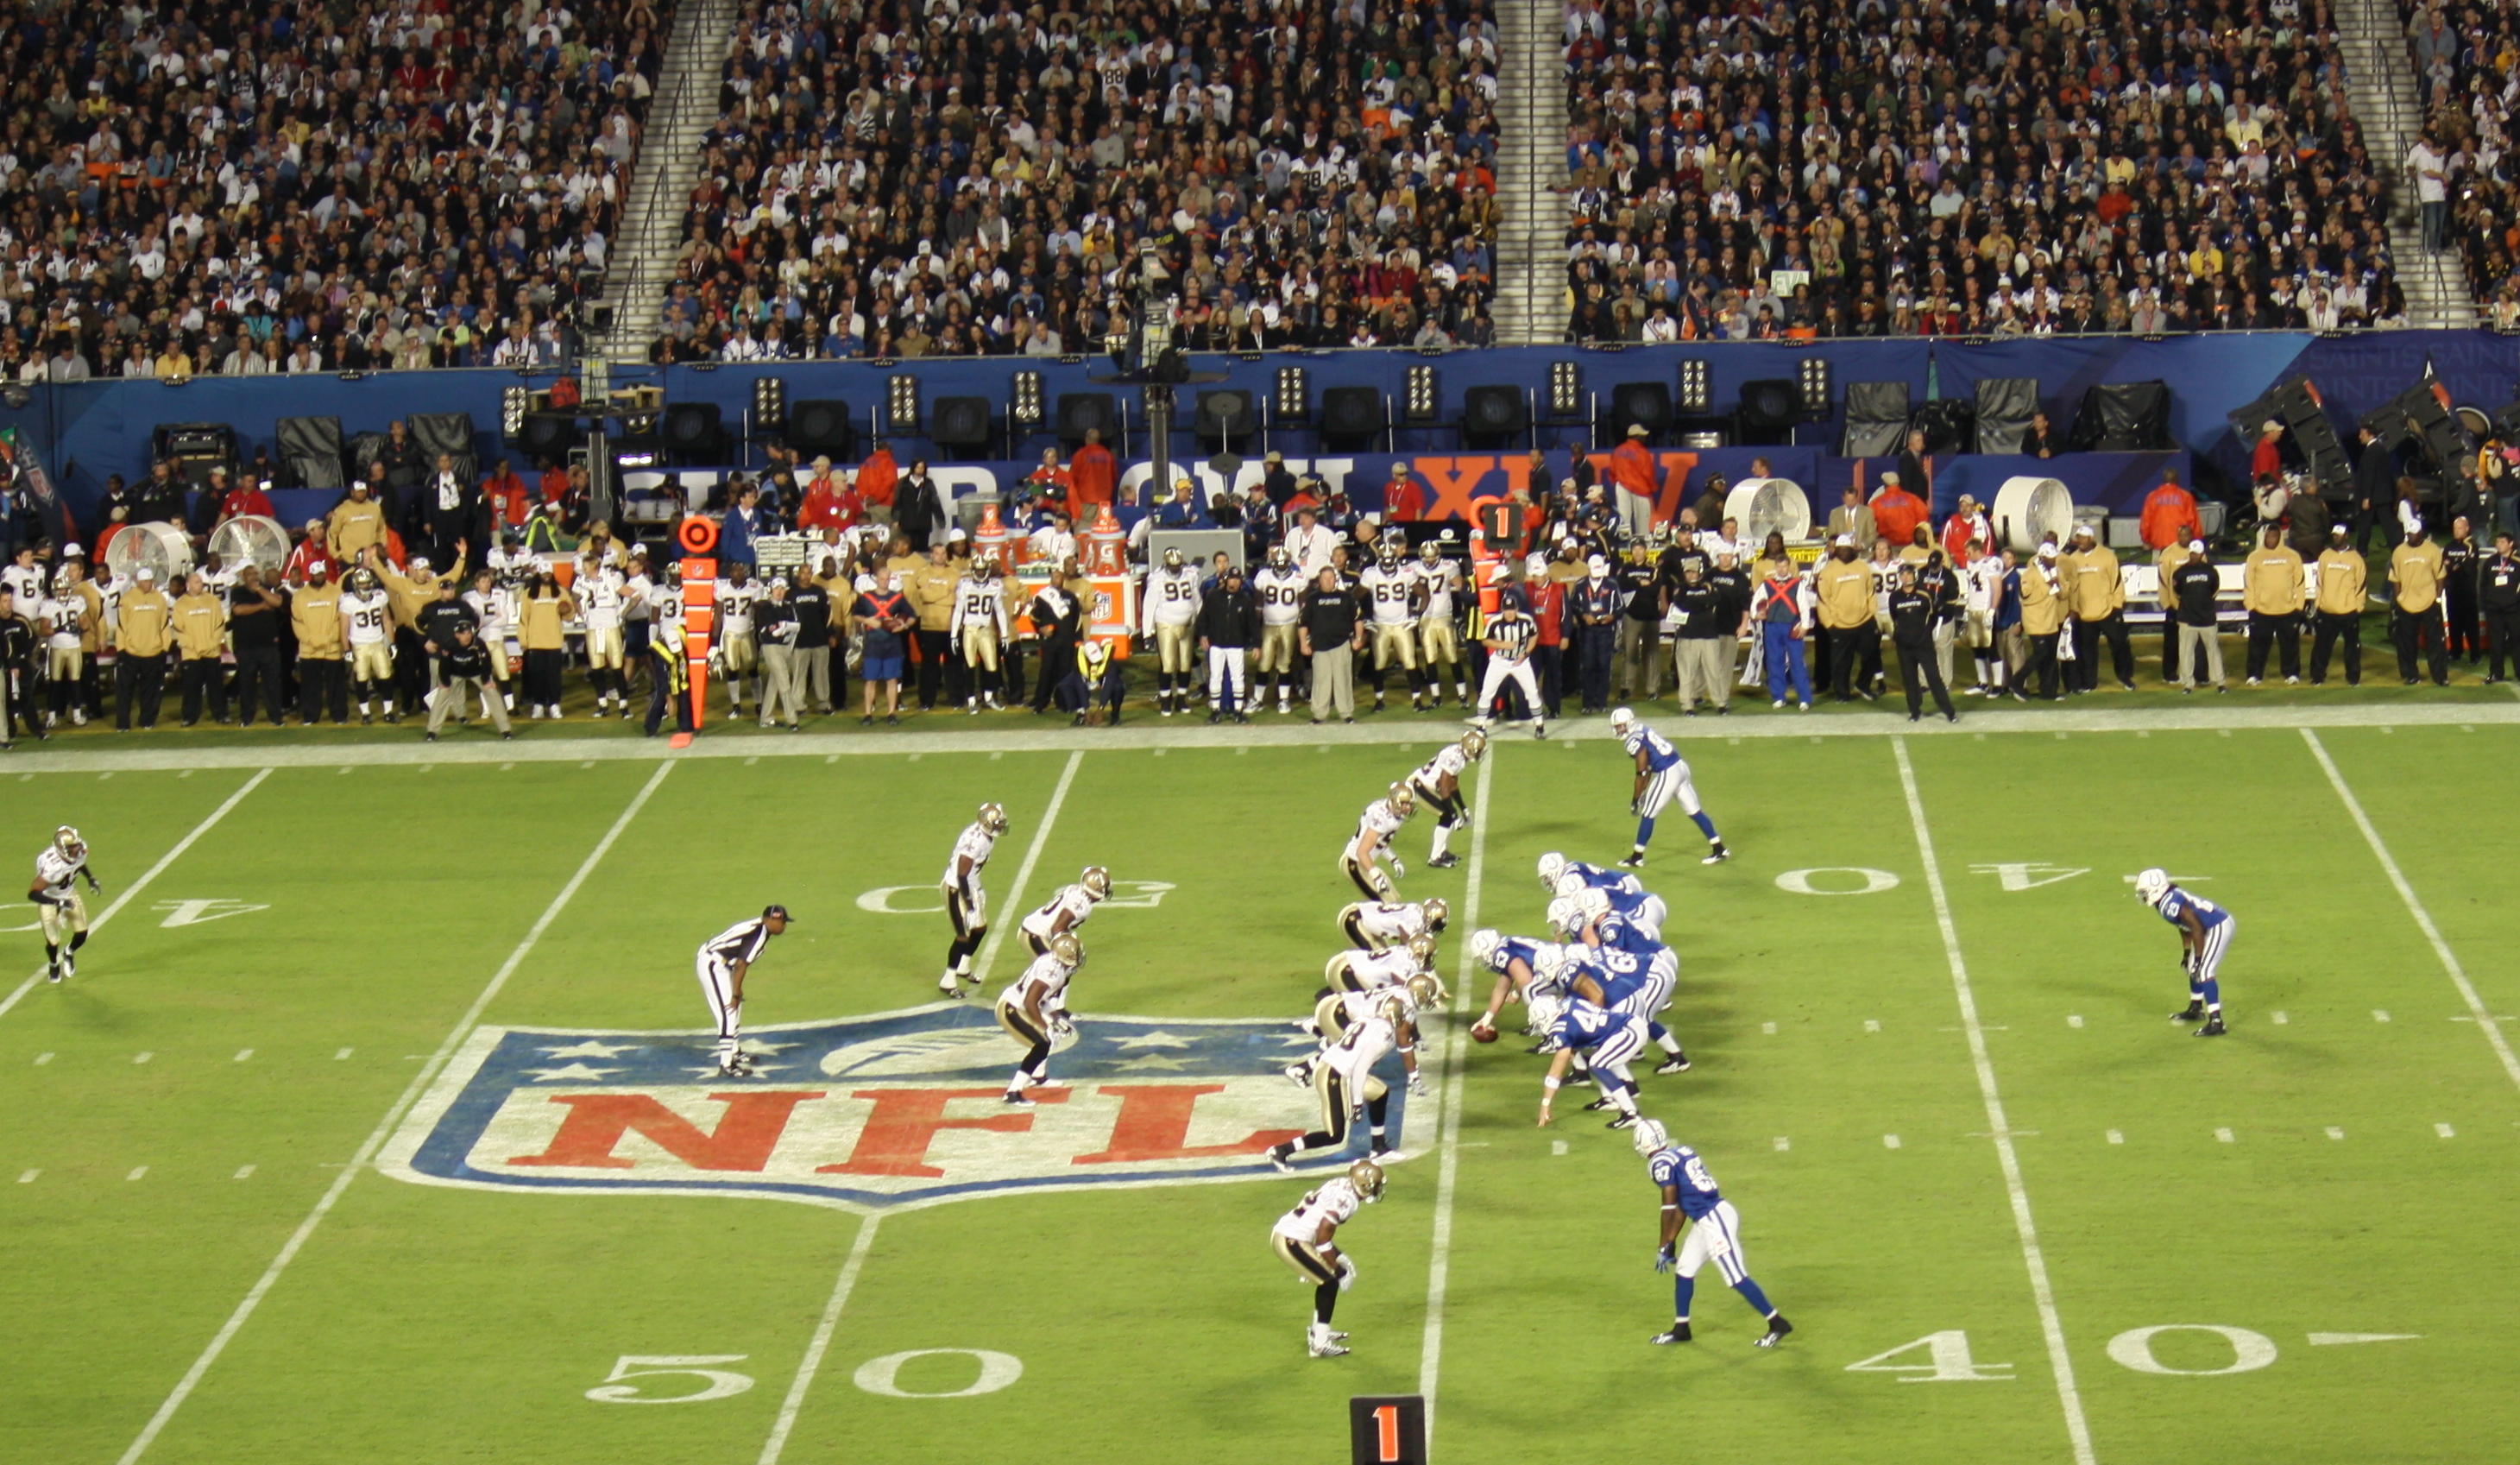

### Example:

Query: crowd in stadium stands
xmin=645 ymin=0 xmax=1505 ymax=363
xmin=2399 ymin=0 xmax=2520 ymax=323
xmin=0 ymin=0 xmax=669 ymax=387
xmin=4 ymin=435 xmax=2517 ymax=748
xmin=1559 ymin=0 xmax=2409 ymax=340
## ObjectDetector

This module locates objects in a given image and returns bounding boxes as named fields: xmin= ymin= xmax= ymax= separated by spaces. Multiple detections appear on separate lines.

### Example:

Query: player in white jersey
xmin=714 ymin=564 xmax=763 ymax=717
xmin=1019 ymin=864 xmax=1112 ymax=955
xmin=1608 ymin=706 xmax=1729 ymax=866
xmin=937 ymin=802 xmax=1009 ymax=995
xmin=341 ymin=567 xmax=400 ymax=722
xmin=463 ymin=571 xmax=520 ymax=711
xmin=1405 ymin=727 xmax=1485 ymax=868
xmin=1414 ymin=541 xmax=1468 ymax=704
xmin=1141 ymin=546 xmax=1202 ymax=715
xmin=36 ymin=566 xmax=92 ymax=725
xmin=577 ymin=556 xmax=631 ymax=715
xmin=2 ymin=547 xmax=46 ymax=606
xmin=1253 ymin=546 xmax=1309 ymax=713
xmin=1359 ymin=544 xmax=1428 ymax=711
xmin=950 ymin=559 xmax=1011 ymax=711
xmin=1473 ymin=599 xmax=1547 ymax=738
xmin=1269 ymin=1158 xmax=1386 ymax=1357
xmin=1322 ymin=931 xmax=1440 ymax=998
xmin=996 ymin=931 xmax=1082 ymax=1105
xmin=1267 ymin=987 xmax=1414 ymax=1174
xmin=1285 ymin=970 xmax=1438 ymax=1088
xmin=1339 ymin=783 xmax=1415 ymax=899
xmin=695 ymin=904 xmax=790 ymax=1077
xmin=29 ymin=825 xmax=101 ymax=982
xmin=1339 ymin=896 xmax=1448 ymax=950
xmin=1963 ymin=542 xmax=2007 ymax=695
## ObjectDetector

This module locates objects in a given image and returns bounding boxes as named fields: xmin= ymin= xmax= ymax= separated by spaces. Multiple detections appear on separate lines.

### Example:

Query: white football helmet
xmin=1527 ymin=991 xmax=1566 ymax=1032
xmin=2134 ymin=868 xmax=2170 ymax=907
xmin=1609 ymin=706 xmax=1638 ymax=736
xmin=1536 ymin=852 xmax=1567 ymax=890
xmin=1546 ymin=894 xmax=1584 ymax=938
xmin=1629 ymin=1117 xmax=1670 ymax=1157
xmin=1555 ymin=871 xmax=1589 ymax=900
xmin=1577 ymin=888 xmax=1612 ymax=925
xmin=1467 ymin=928 xmax=1502 ymax=965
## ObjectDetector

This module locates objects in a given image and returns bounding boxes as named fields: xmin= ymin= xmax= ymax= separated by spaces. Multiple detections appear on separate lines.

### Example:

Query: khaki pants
xmin=47 ymin=645 xmax=82 ymax=684
xmin=798 ymin=645 xmax=834 ymax=709
xmin=1156 ymin=622 xmax=1194 ymax=673
xmin=1371 ymin=622 xmax=1416 ymax=670
xmin=350 ymin=641 xmax=394 ymax=684
xmin=1616 ymin=617 xmax=1660 ymax=698
xmin=586 ymin=623 xmax=625 ymax=668
xmin=427 ymin=677 xmax=513 ymax=734
xmin=961 ymin=624 xmax=1001 ymax=674
xmin=1419 ymin=616 xmax=1459 ymax=680
xmin=1310 ymin=644 xmax=1355 ymax=720
xmin=1673 ymin=637 xmax=1729 ymax=708
xmin=38 ymin=889 xmax=88 ymax=946
xmin=2179 ymin=624 xmax=2225 ymax=687
xmin=1257 ymin=623 xmax=1299 ymax=673
xmin=759 ymin=643 xmax=803 ymax=724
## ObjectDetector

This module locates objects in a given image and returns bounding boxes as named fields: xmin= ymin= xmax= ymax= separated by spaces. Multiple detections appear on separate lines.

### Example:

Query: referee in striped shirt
xmin=1474 ymin=601 xmax=1547 ymax=737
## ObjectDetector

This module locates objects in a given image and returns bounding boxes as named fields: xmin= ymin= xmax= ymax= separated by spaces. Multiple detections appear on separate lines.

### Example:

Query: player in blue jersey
xmin=1631 ymin=1119 xmax=1792 ymax=1348
xmin=1467 ymin=928 xmax=1559 ymax=1044
xmin=1559 ymin=891 xmax=1689 ymax=1074
xmin=1546 ymin=862 xmax=1668 ymax=943
xmin=1529 ymin=990 xmax=1645 ymax=1128
xmin=2136 ymin=867 xmax=2230 ymax=1036
xmin=1608 ymin=707 xmax=1729 ymax=867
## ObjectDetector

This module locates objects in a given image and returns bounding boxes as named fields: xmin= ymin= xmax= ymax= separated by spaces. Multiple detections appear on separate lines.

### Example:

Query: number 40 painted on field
xmin=1845 ymin=1331 xmax=2016 ymax=1381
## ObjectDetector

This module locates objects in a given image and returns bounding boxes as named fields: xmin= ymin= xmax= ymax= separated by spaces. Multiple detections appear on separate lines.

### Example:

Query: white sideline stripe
xmin=1416 ymin=749 xmax=1493 ymax=1449
xmin=2299 ymin=729 xmax=2520 ymax=1094
xmin=1892 ymin=737 xmax=2096 ymax=1465
xmin=966 ymin=749 xmax=1085 ymax=986
xmin=114 ymin=761 xmax=676 ymax=1465
xmin=0 ymin=701 xmax=2513 ymax=775
xmin=758 ymin=1214 xmax=882 ymax=1465
xmin=0 ymin=767 xmax=273 ymax=1023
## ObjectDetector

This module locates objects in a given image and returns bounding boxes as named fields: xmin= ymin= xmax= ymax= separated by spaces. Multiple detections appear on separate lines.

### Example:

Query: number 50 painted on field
xmin=585 ymin=1355 xmax=757 ymax=1404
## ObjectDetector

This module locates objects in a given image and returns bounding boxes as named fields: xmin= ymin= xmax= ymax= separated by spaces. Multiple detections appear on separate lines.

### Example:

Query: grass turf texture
xmin=2 ymin=727 xmax=2515 ymax=1462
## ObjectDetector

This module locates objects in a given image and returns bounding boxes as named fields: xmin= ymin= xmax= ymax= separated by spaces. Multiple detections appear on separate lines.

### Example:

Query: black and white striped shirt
xmin=1486 ymin=611 xmax=1535 ymax=663
xmin=701 ymin=918 xmax=773 ymax=967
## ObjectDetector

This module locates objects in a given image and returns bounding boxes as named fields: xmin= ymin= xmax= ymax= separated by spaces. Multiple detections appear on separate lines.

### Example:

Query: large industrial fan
xmin=1723 ymin=477 xmax=1813 ymax=546
xmin=103 ymin=521 xmax=193 ymax=586
xmin=1991 ymin=477 xmax=2075 ymax=553
xmin=205 ymin=514 xmax=291 ymax=576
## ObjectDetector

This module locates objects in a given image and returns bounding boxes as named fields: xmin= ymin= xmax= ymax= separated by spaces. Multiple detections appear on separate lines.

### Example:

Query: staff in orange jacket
xmin=1607 ymin=426 xmax=1657 ymax=540
xmin=855 ymin=441 xmax=899 ymax=526
xmin=2139 ymin=468 xmax=2202 ymax=550
xmin=1069 ymin=430 xmax=1117 ymax=521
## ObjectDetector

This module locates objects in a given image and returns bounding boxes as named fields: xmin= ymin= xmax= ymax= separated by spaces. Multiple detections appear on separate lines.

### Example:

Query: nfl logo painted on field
xmin=381 ymin=1003 xmax=1419 ymax=1212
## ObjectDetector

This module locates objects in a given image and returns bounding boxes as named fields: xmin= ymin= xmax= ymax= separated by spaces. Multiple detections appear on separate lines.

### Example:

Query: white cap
xmin=135 ymin=566 xmax=154 ymax=581
xmin=1626 ymin=424 xmax=1647 ymax=437
xmin=1585 ymin=555 xmax=1610 ymax=576
xmin=948 ymin=527 xmax=970 ymax=541
xmin=2071 ymin=521 xmax=2095 ymax=538
xmin=854 ymin=573 xmax=877 ymax=592
xmin=1881 ymin=470 xmax=1899 ymax=484
xmin=61 ymin=542 xmax=83 ymax=557
xmin=1833 ymin=534 xmax=1853 ymax=547
xmin=2190 ymin=539 xmax=2207 ymax=553
xmin=2407 ymin=517 xmax=2424 ymax=534
xmin=2037 ymin=543 xmax=2058 ymax=559
xmin=1524 ymin=553 xmax=1548 ymax=576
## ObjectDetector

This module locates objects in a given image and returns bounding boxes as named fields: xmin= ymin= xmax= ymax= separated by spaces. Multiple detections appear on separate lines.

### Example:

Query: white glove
xmin=1407 ymin=1070 xmax=1427 ymax=1096
xmin=1389 ymin=857 xmax=1406 ymax=881
xmin=1049 ymin=1011 xmax=1074 ymax=1039
xmin=1336 ymin=1253 xmax=1358 ymax=1291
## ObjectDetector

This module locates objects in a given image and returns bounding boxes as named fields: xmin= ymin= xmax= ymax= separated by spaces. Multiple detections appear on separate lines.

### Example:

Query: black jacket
xmin=1888 ymin=587 xmax=1940 ymax=647
xmin=1300 ymin=583 xmax=1361 ymax=647
xmin=1669 ymin=579 xmax=1725 ymax=639
xmin=440 ymin=638 xmax=495 ymax=680
xmin=2354 ymin=439 xmax=2397 ymax=509
xmin=894 ymin=475 xmax=947 ymax=547
xmin=791 ymin=584 xmax=833 ymax=643
xmin=2482 ymin=553 xmax=2520 ymax=612
xmin=2173 ymin=559 xmax=2221 ymax=627
xmin=1196 ymin=583 xmax=1262 ymax=647
xmin=418 ymin=597 xmax=478 ymax=648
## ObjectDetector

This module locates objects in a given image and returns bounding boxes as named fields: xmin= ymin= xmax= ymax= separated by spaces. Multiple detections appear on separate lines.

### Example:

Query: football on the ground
xmin=1470 ymin=1021 xmax=1498 ymax=1044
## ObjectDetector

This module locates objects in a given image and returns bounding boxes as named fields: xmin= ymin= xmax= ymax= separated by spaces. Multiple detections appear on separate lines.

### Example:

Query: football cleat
xmin=1650 ymin=1324 xmax=1694 ymax=1345
xmin=1606 ymin=1113 xmax=1639 ymax=1129
xmin=1755 ymin=1316 xmax=1795 ymax=1348
xmin=45 ymin=963 xmax=61 ymax=985
xmin=1427 ymin=852 xmax=1459 ymax=868
xmin=1703 ymin=843 xmax=1731 ymax=864
xmin=59 ymin=952 xmax=75 ymax=981
xmin=1002 ymin=1091 xmax=1035 ymax=1107
xmin=938 ymin=975 xmax=963 ymax=996
xmin=1653 ymin=1055 xmax=1692 ymax=1075
xmin=1282 ymin=1062 xmax=1314 ymax=1088
xmin=1582 ymin=1096 xmax=1616 ymax=1112
xmin=1307 ymin=1337 xmax=1351 ymax=1359
xmin=1265 ymin=1145 xmax=1294 ymax=1173
xmin=1617 ymin=851 xmax=1646 ymax=868
xmin=2195 ymin=1016 xmax=2227 ymax=1037
xmin=1369 ymin=1136 xmax=1397 ymax=1159
xmin=2170 ymin=1002 xmax=2205 ymax=1023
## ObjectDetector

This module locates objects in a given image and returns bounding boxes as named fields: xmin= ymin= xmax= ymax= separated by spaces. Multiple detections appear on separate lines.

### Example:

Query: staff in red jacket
xmin=1869 ymin=472 xmax=1928 ymax=551
xmin=1606 ymin=425 xmax=1658 ymax=537
xmin=2139 ymin=469 xmax=2202 ymax=549
xmin=1940 ymin=495 xmax=1992 ymax=565
xmin=854 ymin=441 xmax=899 ymax=525
xmin=1069 ymin=429 xmax=1117 ymax=519
xmin=215 ymin=473 xmax=277 ymax=525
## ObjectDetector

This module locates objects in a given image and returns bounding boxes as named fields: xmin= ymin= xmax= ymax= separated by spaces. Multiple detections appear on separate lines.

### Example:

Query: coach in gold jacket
xmin=2309 ymin=523 xmax=2366 ymax=686
xmin=2058 ymin=524 xmax=2131 ymax=691
xmin=2241 ymin=526 xmax=2305 ymax=685
xmin=2390 ymin=521 xmax=2448 ymax=685
xmin=2018 ymin=541 xmax=2067 ymax=698
xmin=1813 ymin=536 xmax=1878 ymax=702
xmin=111 ymin=566 xmax=174 ymax=729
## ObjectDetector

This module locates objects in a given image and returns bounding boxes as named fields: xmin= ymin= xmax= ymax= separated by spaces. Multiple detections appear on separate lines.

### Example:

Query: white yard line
xmin=758 ymin=1213 xmax=882 ymax=1465
xmin=1892 ymin=737 xmax=2096 ymax=1465
xmin=965 ymin=749 xmax=1085 ymax=986
xmin=1416 ymin=749 xmax=1494 ymax=1451
xmin=0 ymin=767 xmax=273 ymax=1022
xmin=2300 ymin=729 xmax=2520 ymax=1092
xmin=114 ymin=761 xmax=677 ymax=1465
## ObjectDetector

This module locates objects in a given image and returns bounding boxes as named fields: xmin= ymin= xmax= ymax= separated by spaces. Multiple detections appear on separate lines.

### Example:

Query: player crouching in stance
xmin=1555 ymin=891 xmax=1691 ymax=1075
xmin=1340 ymin=783 xmax=1415 ymax=900
xmin=1531 ymin=988 xmax=1647 ymax=1129
xmin=998 ymin=931 xmax=1082 ymax=1105
xmin=1466 ymin=927 xmax=1555 ymax=1045
xmin=938 ymin=801 xmax=1010 ymax=995
xmin=30 ymin=825 xmax=101 ymax=983
xmin=1269 ymin=988 xmax=1421 ymax=1171
xmin=1339 ymin=896 xmax=1447 ymax=951
xmin=2137 ymin=867 xmax=2230 ymax=1036
xmin=1608 ymin=708 xmax=1728 ymax=867
xmin=1634 ymin=1120 xmax=1792 ymax=1348
xmin=1406 ymin=728 xmax=1484 ymax=868
xmin=1020 ymin=864 xmax=1112 ymax=957
xmin=1288 ymin=971 xmax=1440 ymax=1088
xmin=696 ymin=905 xmax=790 ymax=1077
xmin=1269 ymin=1158 xmax=1385 ymax=1358
xmin=1539 ymin=852 xmax=1668 ymax=942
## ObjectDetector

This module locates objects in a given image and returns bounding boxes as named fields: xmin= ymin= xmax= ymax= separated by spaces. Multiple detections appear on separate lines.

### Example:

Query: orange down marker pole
xmin=677 ymin=516 xmax=719 ymax=730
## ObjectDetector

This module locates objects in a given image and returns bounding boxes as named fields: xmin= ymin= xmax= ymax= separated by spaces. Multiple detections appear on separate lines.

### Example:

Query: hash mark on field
xmin=745 ymin=756 xmax=760 ymax=766
xmin=127 ymin=1166 xmax=148 ymax=1181
xmin=2215 ymin=1127 xmax=2235 ymax=1144
xmin=2374 ymin=1009 xmax=2391 ymax=1023
xmin=2218 ymin=729 xmax=2233 ymax=737
xmin=1761 ymin=1021 xmax=1778 ymax=1034
xmin=990 ymin=751 xmax=1004 ymax=761
xmin=1811 ymin=736 xmax=1823 ymax=744
xmin=1773 ymin=1136 xmax=1791 ymax=1151
xmin=99 ymin=772 xmax=114 ymax=780
xmin=825 ymin=755 xmax=838 ymax=764
xmin=333 ymin=1047 xmax=353 ymax=1060
xmin=178 ymin=768 xmax=193 ymax=778
xmin=498 ymin=761 xmax=513 ymax=771
xmin=2135 ymin=729 xmax=2150 ymax=738
xmin=1236 ymin=745 xmax=1248 ymax=755
xmin=1884 ymin=1134 xmax=1901 ymax=1149
xmin=2107 ymin=1130 xmax=2125 ymax=1145
xmin=908 ymin=752 xmax=923 ymax=762
xmin=233 ymin=1165 xmax=255 ymax=1180
xmin=2068 ymin=1014 xmax=2084 ymax=1028
xmin=2327 ymin=1127 xmax=2346 ymax=1140
xmin=133 ymin=1051 xmax=153 ymax=1064
xmin=579 ymin=761 xmax=595 ymax=770
xmin=2273 ymin=1011 xmax=2290 ymax=1024
xmin=1152 ymin=747 xmax=1167 ymax=757
xmin=16 ymin=1169 xmax=35 ymax=1183
xmin=1865 ymin=1020 xmax=1881 ymax=1032
xmin=233 ymin=1050 xmax=252 ymax=1063
xmin=2435 ymin=1122 xmax=2456 ymax=1139
xmin=1973 ymin=732 xmax=1986 ymax=741
xmin=35 ymin=1052 xmax=53 ymax=1065
xmin=336 ymin=767 xmax=352 ymax=776
xmin=2463 ymin=724 xmax=2476 ymax=733
xmin=2055 ymin=731 xmax=2068 ymax=740
xmin=1729 ymin=736 xmax=1742 ymax=745
xmin=1551 ymin=1140 xmax=1568 ymax=1156
xmin=2380 ymin=725 xmax=2394 ymax=735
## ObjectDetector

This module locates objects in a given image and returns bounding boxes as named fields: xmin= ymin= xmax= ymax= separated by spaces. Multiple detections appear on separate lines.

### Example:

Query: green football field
xmin=3 ymin=708 xmax=2517 ymax=1464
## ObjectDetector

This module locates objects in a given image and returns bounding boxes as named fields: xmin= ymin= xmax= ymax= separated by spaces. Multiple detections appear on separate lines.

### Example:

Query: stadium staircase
xmin=600 ymin=0 xmax=741 ymax=361
xmin=1490 ymin=0 xmax=1566 ymax=345
xmin=2336 ymin=0 xmax=2479 ymax=326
